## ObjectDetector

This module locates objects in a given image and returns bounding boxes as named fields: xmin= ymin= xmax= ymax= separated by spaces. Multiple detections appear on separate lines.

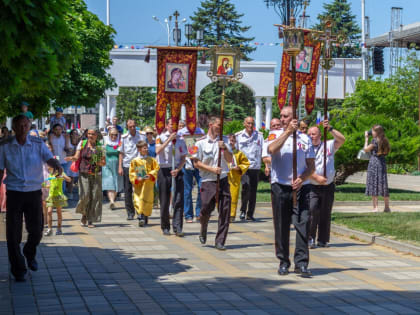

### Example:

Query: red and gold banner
xmin=277 ymin=33 xmax=321 ymax=114
xmin=155 ymin=47 xmax=198 ymax=135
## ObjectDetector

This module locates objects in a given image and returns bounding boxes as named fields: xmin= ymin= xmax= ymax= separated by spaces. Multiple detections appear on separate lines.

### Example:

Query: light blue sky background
xmin=85 ymin=0 xmax=420 ymax=78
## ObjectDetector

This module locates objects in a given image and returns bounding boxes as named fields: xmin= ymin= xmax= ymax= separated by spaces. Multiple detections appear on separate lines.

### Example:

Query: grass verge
xmin=256 ymin=182 xmax=420 ymax=202
xmin=332 ymin=212 xmax=420 ymax=246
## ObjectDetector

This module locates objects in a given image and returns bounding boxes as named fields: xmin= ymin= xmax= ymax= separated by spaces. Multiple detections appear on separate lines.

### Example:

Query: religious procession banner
xmin=277 ymin=33 xmax=321 ymax=114
xmin=149 ymin=46 xmax=205 ymax=135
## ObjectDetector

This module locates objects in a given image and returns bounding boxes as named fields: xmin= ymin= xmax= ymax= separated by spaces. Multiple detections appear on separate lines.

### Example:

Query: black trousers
xmin=158 ymin=168 xmax=184 ymax=232
xmin=240 ymin=169 xmax=259 ymax=217
xmin=123 ymin=167 xmax=135 ymax=217
xmin=6 ymin=190 xmax=43 ymax=277
xmin=309 ymin=183 xmax=335 ymax=243
xmin=199 ymin=178 xmax=231 ymax=246
xmin=271 ymin=183 xmax=310 ymax=268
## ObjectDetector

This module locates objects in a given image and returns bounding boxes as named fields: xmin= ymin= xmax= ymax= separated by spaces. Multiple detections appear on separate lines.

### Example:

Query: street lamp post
xmin=153 ymin=15 xmax=171 ymax=46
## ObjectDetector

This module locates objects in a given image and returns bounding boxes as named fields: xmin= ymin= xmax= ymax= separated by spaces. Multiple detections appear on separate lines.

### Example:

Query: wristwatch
xmin=328 ymin=126 xmax=334 ymax=132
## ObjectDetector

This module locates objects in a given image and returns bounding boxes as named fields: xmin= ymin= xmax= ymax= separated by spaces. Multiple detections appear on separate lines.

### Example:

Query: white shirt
xmin=267 ymin=129 xmax=315 ymax=186
xmin=0 ymin=135 xmax=53 ymax=192
xmin=178 ymin=127 xmax=206 ymax=170
xmin=262 ymin=138 xmax=270 ymax=159
xmin=236 ymin=129 xmax=263 ymax=170
xmin=192 ymin=135 xmax=232 ymax=182
xmin=309 ymin=140 xmax=336 ymax=185
xmin=50 ymin=134 xmax=66 ymax=163
xmin=156 ymin=131 xmax=187 ymax=168
xmin=119 ymin=131 xmax=145 ymax=168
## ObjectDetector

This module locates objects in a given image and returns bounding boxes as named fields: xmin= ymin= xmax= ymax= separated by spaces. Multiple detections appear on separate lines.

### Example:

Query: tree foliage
xmin=198 ymin=82 xmax=255 ymax=121
xmin=190 ymin=0 xmax=256 ymax=60
xmin=313 ymin=0 xmax=361 ymax=58
xmin=116 ymin=87 xmax=156 ymax=128
xmin=53 ymin=0 xmax=116 ymax=109
xmin=0 ymin=0 xmax=79 ymax=113
xmin=331 ymin=52 xmax=420 ymax=184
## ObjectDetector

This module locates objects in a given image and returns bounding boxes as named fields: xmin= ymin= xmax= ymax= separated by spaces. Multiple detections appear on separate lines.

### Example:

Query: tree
xmin=53 ymin=0 xmax=116 ymax=109
xmin=116 ymin=87 xmax=156 ymax=128
xmin=0 ymin=0 xmax=80 ymax=115
xmin=198 ymin=82 xmax=255 ymax=120
xmin=313 ymin=0 xmax=361 ymax=58
xmin=190 ymin=0 xmax=255 ymax=60
xmin=331 ymin=52 xmax=420 ymax=184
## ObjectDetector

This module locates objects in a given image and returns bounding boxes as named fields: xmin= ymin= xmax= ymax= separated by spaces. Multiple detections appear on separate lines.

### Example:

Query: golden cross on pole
xmin=312 ymin=19 xmax=345 ymax=177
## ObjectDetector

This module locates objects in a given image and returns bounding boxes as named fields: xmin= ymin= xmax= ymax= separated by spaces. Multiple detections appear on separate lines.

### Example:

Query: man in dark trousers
xmin=267 ymin=106 xmax=315 ymax=277
xmin=192 ymin=116 xmax=233 ymax=250
xmin=156 ymin=119 xmax=187 ymax=236
xmin=0 ymin=115 xmax=62 ymax=282
xmin=307 ymin=120 xmax=345 ymax=248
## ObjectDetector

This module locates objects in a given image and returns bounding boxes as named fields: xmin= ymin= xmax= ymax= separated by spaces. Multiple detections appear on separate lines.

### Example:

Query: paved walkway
xmin=1 ymin=200 xmax=420 ymax=314
xmin=347 ymin=172 xmax=420 ymax=192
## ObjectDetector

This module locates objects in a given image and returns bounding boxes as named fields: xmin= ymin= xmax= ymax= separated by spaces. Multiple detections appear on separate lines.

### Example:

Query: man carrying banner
xmin=267 ymin=106 xmax=315 ymax=277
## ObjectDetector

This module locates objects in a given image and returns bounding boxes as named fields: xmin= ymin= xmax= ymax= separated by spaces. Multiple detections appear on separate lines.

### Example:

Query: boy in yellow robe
xmin=227 ymin=134 xmax=250 ymax=222
xmin=129 ymin=141 xmax=160 ymax=227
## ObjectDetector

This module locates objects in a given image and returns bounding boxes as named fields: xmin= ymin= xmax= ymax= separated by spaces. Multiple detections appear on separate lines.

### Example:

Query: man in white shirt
xmin=191 ymin=117 xmax=233 ymax=250
xmin=118 ymin=119 xmax=145 ymax=220
xmin=307 ymin=120 xmax=345 ymax=248
xmin=235 ymin=117 xmax=263 ymax=221
xmin=156 ymin=119 xmax=187 ymax=236
xmin=267 ymin=106 xmax=315 ymax=277
xmin=262 ymin=118 xmax=283 ymax=177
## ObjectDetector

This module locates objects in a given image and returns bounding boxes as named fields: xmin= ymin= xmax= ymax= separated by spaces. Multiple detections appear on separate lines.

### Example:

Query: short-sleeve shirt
xmin=310 ymin=140 xmax=336 ymax=185
xmin=50 ymin=116 xmax=66 ymax=128
xmin=21 ymin=111 xmax=34 ymax=120
xmin=236 ymin=129 xmax=263 ymax=170
xmin=192 ymin=135 xmax=232 ymax=182
xmin=50 ymin=134 xmax=66 ymax=163
xmin=119 ymin=132 xmax=145 ymax=168
xmin=0 ymin=135 xmax=53 ymax=191
xmin=267 ymin=129 xmax=315 ymax=186
xmin=156 ymin=131 xmax=187 ymax=168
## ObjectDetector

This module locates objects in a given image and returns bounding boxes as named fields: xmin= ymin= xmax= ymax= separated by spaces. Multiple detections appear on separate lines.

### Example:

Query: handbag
xmin=69 ymin=139 xmax=88 ymax=172
xmin=357 ymin=149 xmax=371 ymax=160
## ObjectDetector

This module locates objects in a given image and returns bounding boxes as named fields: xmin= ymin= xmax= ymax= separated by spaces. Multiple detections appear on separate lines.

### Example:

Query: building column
xmin=106 ymin=95 xmax=111 ymax=119
xmin=265 ymin=98 xmax=272 ymax=130
xmin=255 ymin=97 xmax=262 ymax=131
xmin=99 ymin=101 xmax=105 ymax=129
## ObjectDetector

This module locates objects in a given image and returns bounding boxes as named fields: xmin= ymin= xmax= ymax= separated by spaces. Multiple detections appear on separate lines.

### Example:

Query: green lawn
xmin=332 ymin=212 xmax=420 ymax=245
xmin=256 ymin=182 xmax=420 ymax=202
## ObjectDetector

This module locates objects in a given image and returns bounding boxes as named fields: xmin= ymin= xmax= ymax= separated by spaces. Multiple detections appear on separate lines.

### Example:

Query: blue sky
xmin=85 ymin=0 xmax=420 ymax=78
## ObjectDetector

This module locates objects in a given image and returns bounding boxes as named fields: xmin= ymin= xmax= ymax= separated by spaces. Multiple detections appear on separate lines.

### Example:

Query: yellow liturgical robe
xmin=228 ymin=150 xmax=250 ymax=218
xmin=129 ymin=156 xmax=160 ymax=216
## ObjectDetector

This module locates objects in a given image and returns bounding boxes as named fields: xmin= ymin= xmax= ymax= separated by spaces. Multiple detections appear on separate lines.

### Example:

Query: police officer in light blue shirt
xmin=235 ymin=116 xmax=264 ymax=221
xmin=0 ymin=115 xmax=62 ymax=282
xmin=267 ymin=106 xmax=315 ymax=278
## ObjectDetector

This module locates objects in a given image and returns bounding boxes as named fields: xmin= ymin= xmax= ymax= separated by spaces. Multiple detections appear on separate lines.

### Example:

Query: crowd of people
xmin=0 ymin=104 xmax=392 ymax=281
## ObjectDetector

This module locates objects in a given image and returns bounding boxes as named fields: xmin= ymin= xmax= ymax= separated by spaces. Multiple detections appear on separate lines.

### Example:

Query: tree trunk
xmin=334 ymin=163 xmax=367 ymax=185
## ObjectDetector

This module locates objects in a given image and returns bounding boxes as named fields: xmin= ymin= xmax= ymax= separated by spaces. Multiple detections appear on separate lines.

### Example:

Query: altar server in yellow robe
xmin=129 ymin=141 xmax=160 ymax=227
xmin=228 ymin=134 xmax=250 ymax=222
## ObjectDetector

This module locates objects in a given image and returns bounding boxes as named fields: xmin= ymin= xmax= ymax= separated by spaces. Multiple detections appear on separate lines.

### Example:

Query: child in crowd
xmin=227 ymin=134 xmax=250 ymax=222
xmin=44 ymin=166 xmax=71 ymax=236
xmin=129 ymin=141 xmax=159 ymax=227
xmin=42 ymin=142 xmax=53 ymax=227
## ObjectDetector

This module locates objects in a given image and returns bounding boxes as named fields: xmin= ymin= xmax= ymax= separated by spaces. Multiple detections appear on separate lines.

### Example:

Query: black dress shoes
xmin=309 ymin=239 xmax=316 ymax=249
xmin=199 ymin=233 xmax=207 ymax=244
xmin=138 ymin=215 xmax=145 ymax=227
xmin=294 ymin=265 xmax=312 ymax=278
xmin=317 ymin=242 xmax=329 ymax=248
xmin=246 ymin=216 xmax=256 ymax=222
xmin=278 ymin=265 xmax=289 ymax=276
xmin=27 ymin=259 xmax=38 ymax=272
xmin=215 ymin=243 xmax=226 ymax=250
xmin=239 ymin=212 xmax=246 ymax=220
xmin=162 ymin=229 xmax=170 ymax=235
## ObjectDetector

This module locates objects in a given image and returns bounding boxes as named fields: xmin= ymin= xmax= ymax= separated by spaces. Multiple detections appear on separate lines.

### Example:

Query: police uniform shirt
xmin=0 ymin=135 xmax=53 ymax=192
xmin=119 ymin=131 xmax=146 ymax=168
xmin=267 ymin=129 xmax=315 ymax=186
xmin=309 ymin=139 xmax=336 ymax=185
xmin=192 ymin=135 xmax=232 ymax=182
xmin=156 ymin=131 xmax=187 ymax=168
xmin=235 ymin=129 xmax=263 ymax=170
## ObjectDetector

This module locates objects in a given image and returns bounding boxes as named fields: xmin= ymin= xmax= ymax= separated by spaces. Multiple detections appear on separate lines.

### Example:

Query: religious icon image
xmin=165 ymin=63 xmax=189 ymax=92
xmin=216 ymin=54 xmax=235 ymax=76
xmin=290 ymin=46 xmax=313 ymax=74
